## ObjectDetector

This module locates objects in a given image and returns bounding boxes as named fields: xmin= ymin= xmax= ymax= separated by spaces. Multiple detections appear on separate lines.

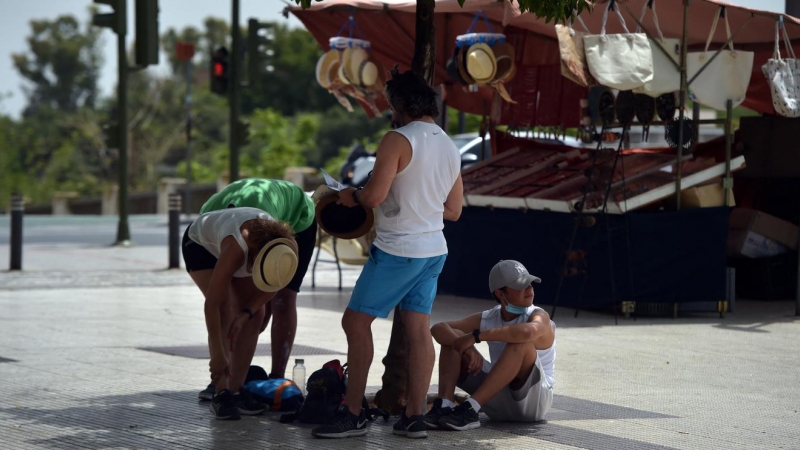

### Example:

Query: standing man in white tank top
xmin=427 ymin=260 xmax=556 ymax=430
xmin=312 ymin=67 xmax=463 ymax=440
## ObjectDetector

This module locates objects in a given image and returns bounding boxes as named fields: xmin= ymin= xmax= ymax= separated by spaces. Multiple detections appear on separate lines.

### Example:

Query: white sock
xmin=466 ymin=398 xmax=481 ymax=412
xmin=441 ymin=399 xmax=455 ymax=409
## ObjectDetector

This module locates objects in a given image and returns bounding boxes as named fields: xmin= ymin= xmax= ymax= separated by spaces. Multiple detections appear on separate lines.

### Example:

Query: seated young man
xmin=427 ymin=260 xmax=556 ymax=430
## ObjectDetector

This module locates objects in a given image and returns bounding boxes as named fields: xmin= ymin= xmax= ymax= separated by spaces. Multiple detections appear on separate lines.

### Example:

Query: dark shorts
xmin=181 ymin=220 xmax=316 ymax=293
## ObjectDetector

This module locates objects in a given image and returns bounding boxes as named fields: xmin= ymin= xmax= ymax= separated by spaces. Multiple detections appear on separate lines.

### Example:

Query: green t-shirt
xmin=200 ymin=178 xmax=315 ymax=233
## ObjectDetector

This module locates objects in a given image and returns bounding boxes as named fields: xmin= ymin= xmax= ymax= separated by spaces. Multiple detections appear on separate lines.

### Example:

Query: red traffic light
xmin=213 ymin=62 xmax=224 ymax=77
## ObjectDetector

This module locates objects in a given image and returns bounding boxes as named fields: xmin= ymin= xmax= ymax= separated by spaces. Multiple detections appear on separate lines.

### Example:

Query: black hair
xmin=384 ymin=65 xmax=439 ymax=119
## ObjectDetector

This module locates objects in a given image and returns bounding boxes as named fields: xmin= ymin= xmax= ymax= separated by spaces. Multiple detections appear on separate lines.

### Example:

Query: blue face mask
xmin=502 ymin=297 xmax=529 ymax=315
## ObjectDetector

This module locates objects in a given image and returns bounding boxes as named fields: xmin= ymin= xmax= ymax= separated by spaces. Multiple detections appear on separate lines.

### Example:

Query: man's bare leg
xmin=269 ymin=288 xmax=297 ymax=377
xmin=469 ymin=342 xmax=538 ymax=406
xmin=400 ymin=310 xmax=435 ymax=417
xmin=436 ymin=330 xmax=466 ymax=402
xmin=342 ymin=308 xmax=376 ymax=415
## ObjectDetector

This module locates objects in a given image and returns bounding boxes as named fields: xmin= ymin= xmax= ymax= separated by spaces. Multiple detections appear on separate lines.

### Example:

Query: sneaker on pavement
xmin=311 ymin=406 xmax=368 ymax=439
xmin=438 ymin=402 xmax=480 ymax=431
xmin=392 ymin=412 xmax=427 ymax=438
xmin=209 ymin=389 xmax=241 ymax=420
xmin=198 ymin=383 xmax=215 ymax=401
xmin=423 ymin=398 xmax=453 ymax=429
xmin=234 ymin=389 xmax=266 ymax=415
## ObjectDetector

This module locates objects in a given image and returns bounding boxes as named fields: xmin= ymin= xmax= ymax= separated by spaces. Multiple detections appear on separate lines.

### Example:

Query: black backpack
xmin=280 ymin=359 xmax=388 ymax=424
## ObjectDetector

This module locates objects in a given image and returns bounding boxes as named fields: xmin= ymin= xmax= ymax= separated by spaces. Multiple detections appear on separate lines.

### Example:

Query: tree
xmin=12 ymin=11 xmax=103 ymax=115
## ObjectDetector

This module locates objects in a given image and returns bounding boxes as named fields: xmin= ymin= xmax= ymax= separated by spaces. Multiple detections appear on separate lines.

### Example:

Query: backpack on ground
xmin=279 ymin=359 xmax=388 ymax=424
xmin=242 ymin=365 xmax=304 ymax=412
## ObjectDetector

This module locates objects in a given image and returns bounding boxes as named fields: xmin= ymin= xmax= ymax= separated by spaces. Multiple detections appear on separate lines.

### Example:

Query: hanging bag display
xmin=686 ymin=7 xmax=754 ymax=111
xmin=762 ymin=18 xmax=800 ymax=117
xmin=555 ymin=11 xmax=598 ymax=87
xmin=584 ymin=0 xmax=654 ymax=91
xmin=632 ymin=0 xmax=681 ymax=97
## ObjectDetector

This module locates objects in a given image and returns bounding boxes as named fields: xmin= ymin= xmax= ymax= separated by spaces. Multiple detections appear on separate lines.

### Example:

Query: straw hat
xmin=457 ymin=45 xmax=476 ymax=85
xmin=315 ymin=50 xmax=340 ymax=89
xmin=356 ymin=58 xmax=379 ymax=87
xmin=315 ymin=194 xmax=375 ymax=240
xmin=338 ymin=62 xmax=352 ymax=85
xmin=342 ymin=47 xmax=368 ymax=85
xmin=466 ymin=43 xmax=496 ymax=84
xmin=252 ymin=238 xmax=299 ymax=292
xmin=490 ymin=42 xmax=516 ymax=103
xmin=447 ymin=46 xmax=467 ymax=85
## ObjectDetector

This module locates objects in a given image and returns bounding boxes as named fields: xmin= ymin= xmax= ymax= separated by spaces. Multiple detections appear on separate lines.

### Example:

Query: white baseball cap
xmin=488 ymin=260 xmax=541 ymax=293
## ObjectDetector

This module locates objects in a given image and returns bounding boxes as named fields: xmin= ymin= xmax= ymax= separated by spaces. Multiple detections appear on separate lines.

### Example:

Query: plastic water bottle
xmin=292 ymin=359 xmax=306 ymax=396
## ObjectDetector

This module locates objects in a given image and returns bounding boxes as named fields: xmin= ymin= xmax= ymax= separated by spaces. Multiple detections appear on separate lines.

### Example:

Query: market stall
xmin=289 ymin=0 xmax=800 ymax=314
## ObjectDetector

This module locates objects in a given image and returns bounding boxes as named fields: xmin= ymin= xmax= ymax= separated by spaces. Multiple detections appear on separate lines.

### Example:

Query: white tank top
xmin=374 ymin=121 xmax=461 ymax=258
xmin=480 ymin=304 xmax=556 ymax=387
xmin=188 ymin=207 xmax=273 ymax=278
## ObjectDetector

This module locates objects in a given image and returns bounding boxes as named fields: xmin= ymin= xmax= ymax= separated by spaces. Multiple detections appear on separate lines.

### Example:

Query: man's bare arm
xmin=443 ymin=173 xmax=464 ymax=221
xmin=479 ymin=310 xmax=555 ymax=349
xmin=431 ymin=312 xmax=482 ymax=347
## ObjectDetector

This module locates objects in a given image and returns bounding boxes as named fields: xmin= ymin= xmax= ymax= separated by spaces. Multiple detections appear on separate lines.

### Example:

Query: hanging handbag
xmin=632 ymin=0 xmax=681 ymax=97
xmin=762 ymin=18 xmax=800 ymax=117
xmin=686 ymin=7 xmax=754 ymax=111
xmin=584 ymin=0 xmax=654 ymax=91
xmin=555 ymin=11 xmax=598 ymax=87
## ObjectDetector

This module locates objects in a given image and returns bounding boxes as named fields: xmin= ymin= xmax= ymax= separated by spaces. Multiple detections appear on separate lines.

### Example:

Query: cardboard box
xmin=729 ymin=208 xmax=798 ymax=249
xmin=728 ymin=229 xmax=791 ymax=258
xmin=681 ymin=183 xmax=735 ymax=208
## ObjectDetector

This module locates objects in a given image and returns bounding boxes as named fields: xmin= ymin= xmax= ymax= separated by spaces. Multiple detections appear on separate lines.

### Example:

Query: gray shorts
xmin=457 ymin=357 xmax=553 ymax=422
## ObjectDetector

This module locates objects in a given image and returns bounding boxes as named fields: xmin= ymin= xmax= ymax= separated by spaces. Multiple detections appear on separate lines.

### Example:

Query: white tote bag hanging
xmin=584 ymin=0 xmax=654 ymax=91
xmin=686 ymin=7 xmax=754 ymax=111
xmin=632 ymin=0 xmax=681 ymax=97
xmin=762 ymin=18 xmax=800 ymax=117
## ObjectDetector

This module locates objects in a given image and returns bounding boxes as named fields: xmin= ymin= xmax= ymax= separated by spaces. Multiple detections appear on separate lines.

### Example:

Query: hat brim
xmin=315 ymin=195 xmax=375 ymax=240
xmin=252 ymin=238 xmax=299 ymax=292
xmin=507 ymin=273 xmax=542 ymax=290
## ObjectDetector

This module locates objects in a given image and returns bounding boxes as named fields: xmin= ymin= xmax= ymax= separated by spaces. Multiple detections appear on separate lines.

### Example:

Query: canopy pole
xmin=675 ymin=0 xmax=691 ymax=209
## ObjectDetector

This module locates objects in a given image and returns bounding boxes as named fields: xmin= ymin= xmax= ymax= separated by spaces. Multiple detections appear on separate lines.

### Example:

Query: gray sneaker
xmin=209 ymin=389 xmax=241 ymax=420
xmin=438 ymin=402 xmax=480 ymax=431
xmin=198 ymin=383 xmax=215 ymax=401
xmin=423 ymin=398 xmax=453 ymax=429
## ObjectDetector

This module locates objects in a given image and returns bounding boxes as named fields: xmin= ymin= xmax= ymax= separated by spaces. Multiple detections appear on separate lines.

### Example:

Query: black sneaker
xmin=423 ymin=398 xmax=453 ymax=429
xmin=234 ymin=389 xmax=266 ymax=415
xmin=311 ymin=406 xmax=368 ymax=438
xmin=392 ymin=412 xmax=427 ymax=438
xmin=198 ymin=383 xmax=215 ymax=401
xmin=209 ymin=389 xmax=241 ymax=420
xmin=438 ymin=402 xmax=480 ymax=431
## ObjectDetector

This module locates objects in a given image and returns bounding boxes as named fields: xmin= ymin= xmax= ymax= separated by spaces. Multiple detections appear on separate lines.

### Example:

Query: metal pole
xmin=185 ymin=60 xmax=193 ymax=216
xmin=675 ymin=0 xmax=691 ymax=210
xmin=229 ymin=0 xmax=241 ymax=183
xmin=168 ymin=193 xmax=182 ymax=269
xmin=458 ymin=111 xmax=466 ymax=134
xmin=797 ymin=202 xmax=800 ymax=316
xmin=115 ymin=0 xmax=131 ymax=245
xmin=9 ymin=193 xmax=23 ymax=271
xmin=724 ymin=99 xmax=733 ymax=206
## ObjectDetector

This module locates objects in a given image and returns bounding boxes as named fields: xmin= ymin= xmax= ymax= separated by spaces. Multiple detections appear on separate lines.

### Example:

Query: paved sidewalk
xmin=0 ymin=216 xmax=799 ymax=449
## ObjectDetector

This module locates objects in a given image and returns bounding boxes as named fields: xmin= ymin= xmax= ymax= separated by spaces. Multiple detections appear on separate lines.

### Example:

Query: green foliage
xmin=237 ymin=108 xmax=317 ymax=179
xmin=446 ymin=109 xmax=482 ymax=136
xmin=12 ymin=10 xmax=103 ymax=114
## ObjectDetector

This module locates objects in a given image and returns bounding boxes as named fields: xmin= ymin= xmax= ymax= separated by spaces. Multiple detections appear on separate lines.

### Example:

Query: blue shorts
xmin=348 ymin=245 xmax=446 ymax=318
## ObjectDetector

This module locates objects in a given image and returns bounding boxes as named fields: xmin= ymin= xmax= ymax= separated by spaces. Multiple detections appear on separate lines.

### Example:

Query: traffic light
xmin=134 ymin=0 xmax=159 ymax=66
xmin=235 ymin=120 xmax=250 ymax=146
xmin=247 ymin=19 xmax=276 ymax=83
xmin=210 ymin=47 xmax=229 ymax=96
xmin=92 ymin=0 xmax=126 ymax=35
